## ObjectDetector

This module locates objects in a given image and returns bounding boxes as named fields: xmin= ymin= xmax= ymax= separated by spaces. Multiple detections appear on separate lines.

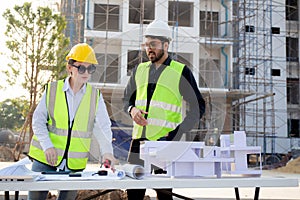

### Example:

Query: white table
xmin=0 ymin=176 xmax=298 ymax=200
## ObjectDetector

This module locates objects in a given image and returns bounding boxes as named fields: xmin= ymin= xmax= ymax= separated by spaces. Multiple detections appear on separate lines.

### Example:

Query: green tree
xmin=0 ymin=98 xmax=29 ymax=130
xmin=3 ymin=2 xmax=69 ymax=107
xmin=2 ymin=2 xmax=69 ymax=159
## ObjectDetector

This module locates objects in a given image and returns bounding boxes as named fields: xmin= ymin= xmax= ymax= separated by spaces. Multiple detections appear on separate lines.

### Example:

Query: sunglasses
xmin=71 ymin=64 xmax=96 ymax=74
xmin=141 ymin=41 xmax=163 ymax=50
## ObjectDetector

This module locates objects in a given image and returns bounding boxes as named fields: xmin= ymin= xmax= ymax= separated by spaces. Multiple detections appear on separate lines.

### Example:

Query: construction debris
xmin=0 ymin=146 xmax=15 ymax=162
xmin=0 ymin=146 xmax=26 ymax=162
xmin=275 ymin=157 xmax=300 ymax=174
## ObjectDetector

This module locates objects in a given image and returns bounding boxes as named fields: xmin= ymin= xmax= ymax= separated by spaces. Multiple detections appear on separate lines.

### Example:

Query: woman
xmin=27 ymin=43 xmax=117 ymax=200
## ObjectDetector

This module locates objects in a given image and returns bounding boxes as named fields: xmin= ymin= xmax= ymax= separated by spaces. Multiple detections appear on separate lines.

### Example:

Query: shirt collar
xmin=163 ymin=56 xmax=172 ymax=66
xmin=149 ymin=56 xmax=172 ymax=69
xmin=63 ymin=76 xmax=87 ymax=94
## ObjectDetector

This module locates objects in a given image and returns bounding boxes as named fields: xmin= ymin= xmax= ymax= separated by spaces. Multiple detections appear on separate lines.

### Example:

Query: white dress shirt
xmin=32 ymin=77 xmax=113 ymax=169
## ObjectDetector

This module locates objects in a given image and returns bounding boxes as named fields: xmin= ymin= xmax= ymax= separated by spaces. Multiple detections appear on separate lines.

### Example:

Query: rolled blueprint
xmin=116 ymin=164 xmax=145 ymax=179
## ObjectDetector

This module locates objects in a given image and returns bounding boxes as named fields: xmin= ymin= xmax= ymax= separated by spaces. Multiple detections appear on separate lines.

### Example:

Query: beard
xmin=148 ymin=49 xmax=165 ymax=63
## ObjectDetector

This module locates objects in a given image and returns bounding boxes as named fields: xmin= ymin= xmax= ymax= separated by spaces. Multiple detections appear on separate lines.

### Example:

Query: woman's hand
xmin=45 ymin=147 xmax=57 ymax=166
xmin=102 ymin=152 xmax=119 ymax=167
xmin=130 ymin=107 xmax=148 ymax=126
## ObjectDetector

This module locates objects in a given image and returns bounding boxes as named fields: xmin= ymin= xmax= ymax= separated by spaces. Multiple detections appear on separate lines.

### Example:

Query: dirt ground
xmin=274 ymin=156 xmax=300 ymax=173
xmin=0 ymin=146 xmax=14 ymax=162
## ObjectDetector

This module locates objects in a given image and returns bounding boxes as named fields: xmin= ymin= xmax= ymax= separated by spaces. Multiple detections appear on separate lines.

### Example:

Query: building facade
xmin=62 ymin=0 xmax=300 ymax=155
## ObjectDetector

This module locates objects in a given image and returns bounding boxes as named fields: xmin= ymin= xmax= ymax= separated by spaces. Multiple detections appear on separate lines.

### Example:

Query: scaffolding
xmin=234 ymin=0 xmax=276 ymax=159
xmin=60 ymin=0 xmax=86 ymax=47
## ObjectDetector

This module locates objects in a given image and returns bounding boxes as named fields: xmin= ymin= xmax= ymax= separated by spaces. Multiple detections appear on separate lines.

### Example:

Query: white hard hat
xmin=144 ymin=19 xmax=172 ymax=41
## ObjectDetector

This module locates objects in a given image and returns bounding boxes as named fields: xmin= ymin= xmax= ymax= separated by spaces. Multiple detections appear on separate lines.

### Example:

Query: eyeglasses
xmin=141 ymin=41 xmax=163 ymax=50
xmin=71 ymin=64 xmax=96 ymax=74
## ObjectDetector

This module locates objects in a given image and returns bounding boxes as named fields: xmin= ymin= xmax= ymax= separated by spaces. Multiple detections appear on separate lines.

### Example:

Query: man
xmin=123 ymin=19 xmax=205 ymax=200
xmin=28 ymin=43 xmax=117 ymax=200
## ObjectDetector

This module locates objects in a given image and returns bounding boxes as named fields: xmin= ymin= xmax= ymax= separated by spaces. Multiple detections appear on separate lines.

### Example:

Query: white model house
xmin=140 ymin=131 xmax=262 ymax=178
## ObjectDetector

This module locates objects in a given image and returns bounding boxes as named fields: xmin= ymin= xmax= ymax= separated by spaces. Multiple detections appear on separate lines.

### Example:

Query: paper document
xmin=0 ymin=157 xmax=126 ymax=181
xmin=116 ymin=164 xmax=145 ymax=179
xmin=0 ymin=157 xmax=43 ymax=181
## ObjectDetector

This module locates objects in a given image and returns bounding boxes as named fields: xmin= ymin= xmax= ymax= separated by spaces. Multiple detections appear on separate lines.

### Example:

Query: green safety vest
xmin=133 ymin=60 xmax=184 ymax=140
xmin=28 ymin=80 xmax=99 ymax=171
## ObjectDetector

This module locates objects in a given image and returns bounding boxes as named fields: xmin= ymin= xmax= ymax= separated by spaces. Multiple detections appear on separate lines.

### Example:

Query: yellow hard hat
xmin=66 ymin=43 xmax=98 ymax=64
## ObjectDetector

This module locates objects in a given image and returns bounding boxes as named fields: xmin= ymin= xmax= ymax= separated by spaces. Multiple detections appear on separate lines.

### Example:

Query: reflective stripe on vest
xmin=133 ymin=60 xmax=184 ymax=140
xmin=28 ymin=80 xmax=99 ymax=170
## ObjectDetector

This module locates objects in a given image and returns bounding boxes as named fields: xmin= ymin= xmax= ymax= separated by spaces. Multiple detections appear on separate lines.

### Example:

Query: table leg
xmin=234 ymin=187 xmax=260 ymax=200
xmin=4 ymin=191 xmax=19 ymax=200
xmin=5 ymin=191 xmax=9 ymax=200
xmin=254 ymin=187 xmax=260 ymax=200
xmin=15 ymin=191 xmax=19 ymax=200
xmin=234 ymin=187 xmax=240 ymax=200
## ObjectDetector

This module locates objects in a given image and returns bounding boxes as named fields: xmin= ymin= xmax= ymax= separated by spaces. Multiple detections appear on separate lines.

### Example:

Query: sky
xmin=0 ymin=0 xmax=55 ymax=102
xmin=0 ymin=0 xmax=30 ymax=102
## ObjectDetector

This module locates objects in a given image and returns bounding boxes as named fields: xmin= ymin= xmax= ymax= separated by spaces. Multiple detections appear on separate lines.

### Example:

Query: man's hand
xmin=45 ymin=147 xmax=57 ymax=166
xmin=102 ymin=153 xmax=119 ymax=167
xmin=130 ymin=107 xmax=148 ymax=126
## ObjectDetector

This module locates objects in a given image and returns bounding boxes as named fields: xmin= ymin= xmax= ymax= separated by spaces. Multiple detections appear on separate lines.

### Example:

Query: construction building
xmin=57 ymin=0 xmax=300 ymax=161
